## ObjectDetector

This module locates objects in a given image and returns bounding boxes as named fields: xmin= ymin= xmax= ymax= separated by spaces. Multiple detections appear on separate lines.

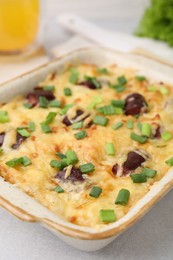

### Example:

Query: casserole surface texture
xmin=0 ymin=59 xmax=173 ymax=230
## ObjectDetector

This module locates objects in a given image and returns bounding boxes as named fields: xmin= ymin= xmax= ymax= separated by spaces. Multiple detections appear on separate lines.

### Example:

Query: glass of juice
xmin=0 ymin=0 xmax=40 ymax=55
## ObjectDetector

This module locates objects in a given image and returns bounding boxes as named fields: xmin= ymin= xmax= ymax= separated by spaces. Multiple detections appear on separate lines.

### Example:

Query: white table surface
xmin=1 ymin=0 xmax=173 ymax=259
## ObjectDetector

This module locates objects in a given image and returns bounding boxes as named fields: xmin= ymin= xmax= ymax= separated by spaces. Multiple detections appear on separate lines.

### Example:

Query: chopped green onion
xmin=74 ymin=130 xmax=87 ymax=140
xmin=131 ymin=132 xmax=148 ymax=144
xmin=126 ymin=119 xmax=133 ymax=129
xmin=112 ymin=121 xmax=123 ymax=130
xmin=115 ymin=189 xmax=130 ymax=206
xmin=165 ymin=157 xmax=173 ymax=166
xmin=65 ymin=150 xmax=79 ymax=165
xmin=84 ymin=76 xmax=101 ymax=89
xmin=39 ymin=96 xmax=48 ymax=108
xmin=0 ymin=148 xmax=3 ymax=154
xmin=56 ymin=152 xmax=66 ymax=159
xmin=97 ymin=68 xmax=109 ymax=74
xmin=72 ymin=121 xmax=83 ymax=130
xmin=114 ymin=85 xmax=126 ymax=93
xmin=114 ymin=107 xmax=123 ymax=114
xmin=161 ymin=131 xmax=172 ymax=141
xmin=49 ymin=100 xmax=62 ymax=108
xmin=79 ymin=163 xmax=95 ymax=173
xmin=130 ymin=173 xmax=147 ymax=183
xmin=117 ymin=76 xmax=127 ymax=85
xmin=97 ymin=105 xmax=115 ymax=115
xmin=137 ymin=122 xmax=142 ymax=131
xmin=147 ymin=85 xmax=157 ymax=92
xmin=23 ymin=103 xmax=32 ymax=109
xmin=141 ymin=123 xmax=152 ymax=137
xmin=50 ymin=160 xmax=67 ymax=170
xmin=17 ymin=129 xmax=30 ymax=137
xmin=44 ymin=112 xmax=57 ymax=125
xmin=136 ymin=76 xmax=146 ymax=82
xmin=100 ymin=209 xmax=116 ymax=223
xmin=134 ymin=114 xmax=140 ymax=119
xmin=105 ymin=142 xmax=115 ymax=156
xmin=111 ymin=100 xmax=125 ymax=108
xmin=64 ymin=88 xmax=72 ymax=96
xmin=28 ymin=122 xmax=36 ymax=132
xmin=93 ymin=116 xmax=109 ymax=126
xmin=89 ymin=186 xmax=102 ymax=198
xmin=160 ymin=87 xmax=169 ymax=95
xmin=43 ymin=85 xmax=55 ymax=91
xmin=55 ymin=186 xmax=64 ymax=193
xmin=59 ymin=104 xmax=74 ymax=115
xmin=69 ymin=67 xmax=79 ymax=84
xmin=6 ymin=156 xmax=31 ymax=167
xmin=0 ymin=111 xmax=10 ymax=123
xmin=6 ymin=157 xmax=23 ymax=167
xmin=40 ymin=123 xmax=51 ymax=133
xmin=88 ymin=96 xmax=103 ymax=109
xmin=141 ymin=168 xmax=157 ymax=178
xmin=22 ymin=156 xmax=32 ymax=166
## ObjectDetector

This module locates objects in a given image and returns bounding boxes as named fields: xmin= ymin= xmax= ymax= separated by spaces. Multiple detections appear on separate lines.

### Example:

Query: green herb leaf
xmin=105 ymin=142 xmax=115 ymax=156
xmin=165 ymin=157 xmax=173 ymax=167
xmin=39 ymin=96 xmax=48 ymax=108
xmin=28 ymin=122 xmax=36 ymax=132
xmin=100 ymin=209 xmax=116 ymax=223
xmin=89 ymin=186 xmax=102 ymax=198
xmin=131 ymin=132 xmax=148 ymax=144
xmin=74 ymin=130 xmax=87 ymax=140
xmin=65 ymin=150 xmax=79 ymax=165
xmin=141 ymin=167 xmax=157 ymax=178
xmin=72 ymin=121 xmax=83 ymax=130
xmin=130 ymin=173 xmax=147 ymax=183
xmin=64 ymin=88 xmax=72 ymax=96
xmin=44 ymin=112 xmax=57 ymax=125
xmin=22 ymin=156 xmax=32 ymax=166
xmin=111 ymin=99 xmax=125 ymax=108
xmin=93 ymin=116 xmax=109 ymax=126
xmin=40 ymin=123 xmax=52 ymax=133
xmin=126 ymin=119 xmax=133 ymax=129
xmin=55 ymin=186 xmax=64 ymax=193
xmin=49 ymin=100 xmax=62 ymax=108
xmin=0 ymin=111 xmax=10 ymax=123
xmin=117 ymin=76 xmax=127 ymax=85
xmin=136 ymin=76 xmax=146 ymax=82
xmin=161 ymin=131 xmax=172 ymax=141
xmin=97 ymin=68 xmax=109 ymax=74
xmin=43 ymin=85 xmax=55 ymax=91
xmin=23 ymin=103 xmax=33 ymax=109
xmin=115 ymin=189 xmax=130 ymax=206
xmin=69 ymin=67 xmax=79 ymax=84
xmin=56 ymin=152 xmax=67 ymax=159
xmin=17 ymin=129 xmax=30 ymax=137
xmin=79 ymin=163 xmax=95 ymax=173
xmin=112 ymin=121 xmax=123 ymax=130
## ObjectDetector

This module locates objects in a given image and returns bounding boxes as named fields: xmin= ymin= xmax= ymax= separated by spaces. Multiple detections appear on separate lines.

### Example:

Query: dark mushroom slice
xmin=62 ymin=109 xmax=92 ymax=128
xmin=55 ymin=166 xmax=84 ymax=182
xmin=12 ymin=133 xmax=27 ymax=149
xmin=0 ymin=132 xmax=5 ymax=147
xmin=78 ymin=77 xmax=101 ymax=90
xmin=112 ymin=151 xmax=146 ymax=176
xmin=124 ymin=93 xmax=148 ymax=116
xmin=26 ymin=89 xmax=55 ymax=107
xmin=123 ymin=151 xmax=146 ymax=174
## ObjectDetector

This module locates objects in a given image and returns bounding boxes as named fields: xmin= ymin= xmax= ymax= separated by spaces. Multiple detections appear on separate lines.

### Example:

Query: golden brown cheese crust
xmin=0 ymin=64 xmax=172 ymax=229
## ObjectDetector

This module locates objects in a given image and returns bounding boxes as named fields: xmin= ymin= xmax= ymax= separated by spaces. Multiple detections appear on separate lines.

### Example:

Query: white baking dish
xmin=0 ymin=48 xmax=173 ymax=251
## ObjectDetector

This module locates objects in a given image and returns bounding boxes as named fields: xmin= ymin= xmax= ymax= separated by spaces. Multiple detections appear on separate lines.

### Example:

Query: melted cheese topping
xmin=0 ymin=64 xmax=173 ymax=229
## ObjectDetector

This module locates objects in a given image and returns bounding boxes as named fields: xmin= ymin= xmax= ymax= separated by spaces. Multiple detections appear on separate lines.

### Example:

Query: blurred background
xmin=44 ymin=0 xmax=149 ymax=48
